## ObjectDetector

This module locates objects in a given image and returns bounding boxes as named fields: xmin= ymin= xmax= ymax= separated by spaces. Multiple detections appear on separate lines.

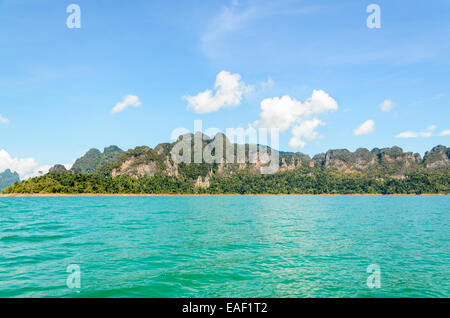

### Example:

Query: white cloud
xmin=0 ymin=115 xmax=10 ymax=124
xmin=439 ymin=129 xmax=450 ymax=136
xmin=353 ymin=120 xmax=375 ymax=136
xmin=380 ymin=99 xmax=395 ymax=112
xmin=257 ymin=96 xmax=301 ymax=132
xmin=0 ymin=150 xmax=73 ymax=180
xmin=0 ymin=149 xmax=51 ymax=180
xmin=289 ymin=118 xmax=324 ymax=149
xmin=256 ymin=90 xmax=338 ymax=132
xmin=396 ymin=131 xmax=432 ymax=138
xmin=396 ymin=125 xmax=437 ymax=138
xmin=111 ymin=95 xmax=142 ymax=114
xmin=185 ymin=71 xmax=249 ymax=114
xmin=254 ymin=89 xmax=337 ymax=149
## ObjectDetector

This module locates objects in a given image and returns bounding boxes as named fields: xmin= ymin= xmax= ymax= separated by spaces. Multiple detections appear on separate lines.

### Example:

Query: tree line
xmin=3 ymin=166 xmax=449 ymax=195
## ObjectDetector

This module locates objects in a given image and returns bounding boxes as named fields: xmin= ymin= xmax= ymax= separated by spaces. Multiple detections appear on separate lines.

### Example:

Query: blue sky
xmin=0 ymin=0 xmax=449 ymax=178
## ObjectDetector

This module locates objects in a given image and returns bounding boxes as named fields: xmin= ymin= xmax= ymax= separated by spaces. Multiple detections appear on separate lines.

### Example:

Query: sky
xmin=0 ymin=0 xmax=449 ymax=179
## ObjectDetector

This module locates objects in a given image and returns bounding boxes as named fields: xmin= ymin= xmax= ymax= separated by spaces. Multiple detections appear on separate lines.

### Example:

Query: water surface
xmin=0 ymin=196 xmax=448 ymax=297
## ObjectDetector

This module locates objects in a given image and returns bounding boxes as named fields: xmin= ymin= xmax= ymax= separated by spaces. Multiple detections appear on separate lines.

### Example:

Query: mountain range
xmin=68 ymin=136 xmax=449 ymax=179
xmin=0 ymin=169 xmax=20 ymax=191
xmin=2 ymin=134 xmax=449 ymax=194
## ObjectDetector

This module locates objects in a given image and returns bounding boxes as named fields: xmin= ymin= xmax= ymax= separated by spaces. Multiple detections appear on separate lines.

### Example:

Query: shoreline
xmin=0 ymin=193 xmax=447 ymax=197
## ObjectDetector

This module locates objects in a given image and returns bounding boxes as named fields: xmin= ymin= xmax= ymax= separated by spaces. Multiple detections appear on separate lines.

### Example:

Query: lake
xmin=0 ymin=196 xmax=449 ymax=297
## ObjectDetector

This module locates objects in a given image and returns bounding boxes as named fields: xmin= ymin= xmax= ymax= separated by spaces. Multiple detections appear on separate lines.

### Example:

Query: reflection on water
xmin=0 ymin=196 xmax=449 ymax=297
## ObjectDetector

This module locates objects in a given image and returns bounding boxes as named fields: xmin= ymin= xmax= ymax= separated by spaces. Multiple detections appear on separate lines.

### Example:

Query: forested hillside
xmin=3 ymin=134 xmax=449 ymax=194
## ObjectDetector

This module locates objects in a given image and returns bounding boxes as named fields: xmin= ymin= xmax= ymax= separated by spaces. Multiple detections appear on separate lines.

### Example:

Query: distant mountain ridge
xmin=0 ymin=169 xmax=20 ymax=191
xmin=3 ymin=134 xmax=449 ymax=194
xmin=65 ymin=137 xmax=449 ymax=179
xmin=71 ymin=145 xmax=124 ymax=174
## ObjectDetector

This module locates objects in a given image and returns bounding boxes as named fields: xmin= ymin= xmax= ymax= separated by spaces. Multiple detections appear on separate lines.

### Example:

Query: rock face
xmin=164 ymin=156 xmax=179 ymax=177
xmin=313 ymin=149 xmax=373 ymax=172
xmin=376 ymin=146 xmax=422 ymax=164
xmin=279 ymin=152 xmax=309 ymax=171
xmin=423 ymin=145 xmax=450 ymax=169
xmin=0 ymin=169 xmax=20 ymax=191
xmin=312 ymin=146 xmax=423 ymax=174
xmin=195 ymin=176 xmax=210 ymax=189
xmin=71 ymin=145 xmax=123 ymax=173
xmin=112 ymin=159 xmax=159 ymax=178
xmin=111 ymin=146 xmax=162 ymax=178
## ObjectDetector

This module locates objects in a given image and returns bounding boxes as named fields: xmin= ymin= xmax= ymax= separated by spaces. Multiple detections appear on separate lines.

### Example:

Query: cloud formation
xmin=396 ymin=131 xmax=432 ymax=138
xmin=0 ymin=149 xmax=51 ymax=180
xmin=353 ymin=120 xmax=375 ymax=136
xmin=440 ymin=130 xmax=450 ymax=136
xmin=0 ymin=115 xmax=9 ymax=124
xmin=289 ymin=118 xmax=324 ymax=149
xmin=257 ymin=90 xmax=338 ymax=132
xmin=380 ymin=99 xmax=395 ymax=112
xmin=396 ymin=125 xmax=436 ymax=138
xmin=255 ymin=89 xmax=338 ymax=149
xmin=111 ymin=95 xmax=142 ymax=114
xmin=185 ymin=71 xmax=249 ymax=114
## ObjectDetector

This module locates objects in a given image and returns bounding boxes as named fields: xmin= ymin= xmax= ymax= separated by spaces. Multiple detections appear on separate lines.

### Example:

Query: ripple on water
xmin=0 ymin=196 xmax=449 ymax=297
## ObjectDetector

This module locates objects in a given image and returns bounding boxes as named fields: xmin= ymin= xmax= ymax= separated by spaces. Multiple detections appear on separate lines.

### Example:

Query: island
xmin=2 ymin=134 xmax=449 ymax=195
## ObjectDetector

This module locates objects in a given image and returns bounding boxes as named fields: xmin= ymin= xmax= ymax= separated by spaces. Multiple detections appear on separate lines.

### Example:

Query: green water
xmin=0 ymin=196 xmax=449 ymax=298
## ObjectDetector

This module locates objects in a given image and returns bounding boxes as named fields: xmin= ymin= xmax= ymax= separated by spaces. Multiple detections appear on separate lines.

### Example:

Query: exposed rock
xmin=280 ymin=157 xmax=297 ymax=172
xmin=195 ymin=175 xmax=210 ymax=188
xmin=112 ymin=157 xmax=158 ymax=178
xmin=375 ymin=146 xmax=421 ymax=164
xmin=311 ymin=146 xmax=426 ymax=174
xmin=164 ymin=156 xmax=179 ymax=177
xmin=423 ymin=145 xmax=450 ymax=168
